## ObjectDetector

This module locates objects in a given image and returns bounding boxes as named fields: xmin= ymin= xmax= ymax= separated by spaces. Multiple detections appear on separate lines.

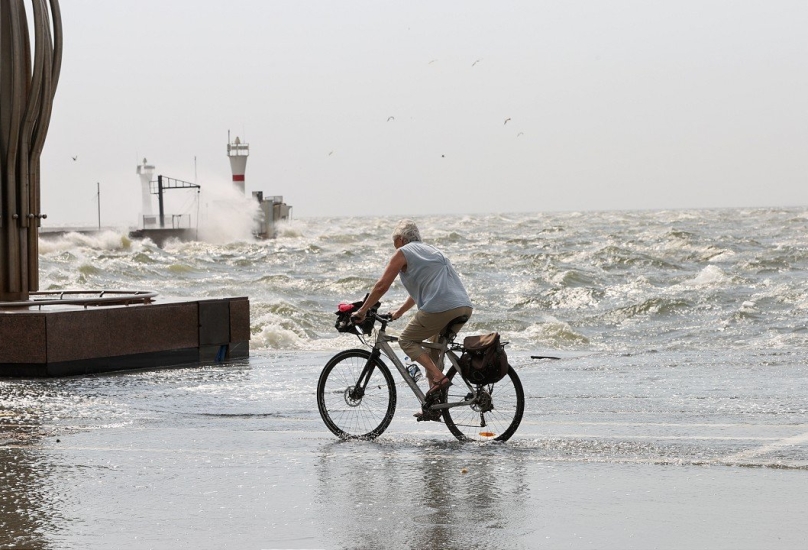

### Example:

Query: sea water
xmin=2 ymin=207 xmax=808 ymax=549
xmin=33 ymin=207 xmax=808 ymax=354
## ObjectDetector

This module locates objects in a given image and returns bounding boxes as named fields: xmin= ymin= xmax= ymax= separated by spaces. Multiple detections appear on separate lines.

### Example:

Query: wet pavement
xmin=2 ymin=350 xmax=808 ymax=549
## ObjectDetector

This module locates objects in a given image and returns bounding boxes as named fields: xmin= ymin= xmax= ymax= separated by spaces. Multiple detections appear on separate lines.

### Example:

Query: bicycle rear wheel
xmin=442 ymin=366 xmax=524 ymax=442
xmin=317 ymin=349 xmax=397 ymax=440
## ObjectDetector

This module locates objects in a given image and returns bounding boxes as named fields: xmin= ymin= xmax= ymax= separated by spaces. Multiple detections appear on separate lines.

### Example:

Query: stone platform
xmin=0 ymin=297 xmax=249 ymax=377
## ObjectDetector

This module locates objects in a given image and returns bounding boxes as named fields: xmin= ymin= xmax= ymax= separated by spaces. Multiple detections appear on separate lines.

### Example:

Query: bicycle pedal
xmin=414 ymin=410 xmax=442 ymax=423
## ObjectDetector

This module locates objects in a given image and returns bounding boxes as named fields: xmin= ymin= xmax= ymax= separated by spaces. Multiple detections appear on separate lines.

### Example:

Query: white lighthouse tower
xmin=227 ymin=131 xmax=249 ymax=194
xmin=136 ymin=157 xmax=155 ymax=227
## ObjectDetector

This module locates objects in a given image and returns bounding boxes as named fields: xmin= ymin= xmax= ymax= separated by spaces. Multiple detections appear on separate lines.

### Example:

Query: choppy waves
xmin=38 ymin=207 xmax=808 ymax=354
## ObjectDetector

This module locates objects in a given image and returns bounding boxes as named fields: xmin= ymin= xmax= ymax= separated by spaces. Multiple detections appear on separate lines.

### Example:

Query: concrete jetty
xmin=0 ymin=297 xmax=249 ymax=377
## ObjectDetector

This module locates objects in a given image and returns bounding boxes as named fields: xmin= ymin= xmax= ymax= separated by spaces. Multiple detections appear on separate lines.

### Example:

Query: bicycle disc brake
xmin=344 ymin=385 xmax=364 ymax=407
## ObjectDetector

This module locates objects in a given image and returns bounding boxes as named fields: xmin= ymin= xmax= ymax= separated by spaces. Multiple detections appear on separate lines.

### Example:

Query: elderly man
xmin=353 ymin=219 xmax=473 ymax=410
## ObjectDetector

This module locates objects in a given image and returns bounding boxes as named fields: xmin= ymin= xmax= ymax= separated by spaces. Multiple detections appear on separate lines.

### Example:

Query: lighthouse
xmin=136 ymin=157 xmax=155 ymax=226
xmin=227 ymin=131 xmax=249 ymax=194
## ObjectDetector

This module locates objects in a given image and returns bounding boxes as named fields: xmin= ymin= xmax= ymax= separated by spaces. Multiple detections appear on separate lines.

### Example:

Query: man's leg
xmin=399 ymin=307 xmax=472 ymax=387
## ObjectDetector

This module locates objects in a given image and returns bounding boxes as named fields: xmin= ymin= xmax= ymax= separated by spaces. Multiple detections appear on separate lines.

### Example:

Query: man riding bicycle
xmin=352 ymin=220 xmax=473 ymax=413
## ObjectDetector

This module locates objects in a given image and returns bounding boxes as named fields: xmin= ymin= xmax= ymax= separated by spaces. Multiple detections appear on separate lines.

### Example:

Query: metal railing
xmin=0 ymin=290 xmax=158 ymax=310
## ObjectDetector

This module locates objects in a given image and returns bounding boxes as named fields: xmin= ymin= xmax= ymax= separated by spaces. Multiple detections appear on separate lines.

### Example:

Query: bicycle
xmin=317 ymin=307 xmax=525 ymax=442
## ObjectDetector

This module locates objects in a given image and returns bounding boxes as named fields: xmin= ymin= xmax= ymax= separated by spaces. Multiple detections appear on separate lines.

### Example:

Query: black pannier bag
xmin=334 ymin=295 xmax=379 ymax=336
xmin=458 ymin=332 xmax=509 ymax=384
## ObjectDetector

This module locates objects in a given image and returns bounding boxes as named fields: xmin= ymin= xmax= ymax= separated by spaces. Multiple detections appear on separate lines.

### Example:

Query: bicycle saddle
xmin=439 ymin=315 xmax=469 ymax=341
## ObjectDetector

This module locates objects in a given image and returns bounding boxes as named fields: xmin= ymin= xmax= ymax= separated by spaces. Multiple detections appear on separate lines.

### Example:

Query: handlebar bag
xmin=334 ymin=295 xmax=379 ymax=335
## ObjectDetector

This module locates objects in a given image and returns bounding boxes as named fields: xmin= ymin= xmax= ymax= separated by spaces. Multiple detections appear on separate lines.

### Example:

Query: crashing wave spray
xmin=195 ymin=179 xmax=262 ymax=243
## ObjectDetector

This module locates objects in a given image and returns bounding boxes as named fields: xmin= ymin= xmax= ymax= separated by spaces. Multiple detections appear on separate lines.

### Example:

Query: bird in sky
xmin=387 ymin=116 xmax=395 ymax=122
xmin=517 ymin=132 xmax=524 ymax=137
xmin=428 ymin=59 xmax=437 ymax=64
xmin=72 ymin=155 xmax=77 ymax=161
xmin=504 ymin=118 xmax=511 ymax=125
xmin=472 ymin=59 xmax=482 ymax=67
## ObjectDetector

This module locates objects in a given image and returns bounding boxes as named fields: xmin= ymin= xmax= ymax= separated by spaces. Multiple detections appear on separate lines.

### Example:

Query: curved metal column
xmin=0 ymin=0 xmax=62 ymax=301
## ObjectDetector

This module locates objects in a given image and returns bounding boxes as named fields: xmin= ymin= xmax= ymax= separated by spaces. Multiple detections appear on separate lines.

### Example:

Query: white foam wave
xmin=274 ymin=220 xmax=305 ymax=238
xmin=39 ymin=230 xmax=133 ymax=254
xmin=254 ymin=325 xmax=307 ymax=349
xmin=548 ymin=287 xmax=600 ymax=310
xmin=521 ymin=317 xmax=590 ymax=347
xmin=686 ymin=265 xmax=729 ymax=287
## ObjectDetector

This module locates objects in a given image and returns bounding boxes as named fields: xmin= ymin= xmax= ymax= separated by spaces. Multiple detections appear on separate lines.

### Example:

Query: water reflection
xmin=1 ymin=383 xmax=54 ymax=549
xmin=316 ymin=438 xmax=529 ymax=549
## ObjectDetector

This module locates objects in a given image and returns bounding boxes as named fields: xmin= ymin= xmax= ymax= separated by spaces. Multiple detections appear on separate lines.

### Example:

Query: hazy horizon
xmin=33 ymin=1 xmax=807 ymax=226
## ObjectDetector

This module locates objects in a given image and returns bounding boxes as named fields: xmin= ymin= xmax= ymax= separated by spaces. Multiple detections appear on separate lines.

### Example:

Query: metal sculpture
xmin=0 ymin=0 xmax=62 ymax=301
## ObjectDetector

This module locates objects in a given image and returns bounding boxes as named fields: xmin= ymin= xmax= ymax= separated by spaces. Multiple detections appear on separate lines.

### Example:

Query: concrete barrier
xmin=0 ymin=297 xmax=249 ymax=377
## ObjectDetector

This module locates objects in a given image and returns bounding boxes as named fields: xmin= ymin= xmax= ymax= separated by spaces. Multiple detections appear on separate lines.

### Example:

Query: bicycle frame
xmin=358 ymin=315 xmax=478 ymax=411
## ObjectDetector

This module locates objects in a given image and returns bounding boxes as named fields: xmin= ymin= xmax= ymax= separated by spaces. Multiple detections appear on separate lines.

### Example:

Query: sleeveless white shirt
xmin=398 ymin=242 xmax=472 ymax=313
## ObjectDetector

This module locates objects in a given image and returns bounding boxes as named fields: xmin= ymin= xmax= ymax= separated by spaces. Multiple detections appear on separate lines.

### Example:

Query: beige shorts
xmin=398 ymin=306 xmax=473 ymax=363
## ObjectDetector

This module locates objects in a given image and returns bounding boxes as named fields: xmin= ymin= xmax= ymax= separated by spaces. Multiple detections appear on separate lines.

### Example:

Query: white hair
xmin=392 ymin=219 xmax=421 ymax=244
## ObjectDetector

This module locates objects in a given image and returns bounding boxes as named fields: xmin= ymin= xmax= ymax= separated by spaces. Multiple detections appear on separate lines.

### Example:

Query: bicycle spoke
xmin=442 ymin=366 xmax=524 ymax=442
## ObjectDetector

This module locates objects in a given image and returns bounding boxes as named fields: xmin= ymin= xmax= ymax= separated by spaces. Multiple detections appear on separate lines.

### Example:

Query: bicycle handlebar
xmin=351 ymin=310 xmax=393 ymax=330
xmin=370 ymin=311 xmax=393 ymax=323
xmin=350 ymin=309 xmax=392 ymax=323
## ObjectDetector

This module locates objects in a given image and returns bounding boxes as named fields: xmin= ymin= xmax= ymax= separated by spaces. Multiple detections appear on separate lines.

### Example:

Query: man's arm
xmin=392 ymin=296 xmax=415 ymax=320
xmin=354 ymin=250 xmax=407 ymax=320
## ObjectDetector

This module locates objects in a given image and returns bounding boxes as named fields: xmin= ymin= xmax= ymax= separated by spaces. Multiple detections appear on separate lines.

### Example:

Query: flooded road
xmin=2 ymin=350 xmax=808 ymax=549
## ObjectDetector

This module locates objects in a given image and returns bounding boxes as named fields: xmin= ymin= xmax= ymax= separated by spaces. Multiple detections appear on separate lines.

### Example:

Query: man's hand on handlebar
xmin=351 ymin=310 xmax=367 ymax=324
xmin=352 ymin=310 xmax=394 ymax=325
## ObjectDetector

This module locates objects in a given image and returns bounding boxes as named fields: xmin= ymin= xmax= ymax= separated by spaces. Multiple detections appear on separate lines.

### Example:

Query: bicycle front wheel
xmin=442 ymin=366 xmax=524 ymax=442
xmin=317 ymin=349 xmax=397 ymax=440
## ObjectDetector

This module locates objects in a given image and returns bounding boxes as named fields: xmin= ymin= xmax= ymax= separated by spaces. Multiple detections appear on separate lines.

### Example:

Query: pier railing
xmin=0 ymin=290 xmax=158 ymax=309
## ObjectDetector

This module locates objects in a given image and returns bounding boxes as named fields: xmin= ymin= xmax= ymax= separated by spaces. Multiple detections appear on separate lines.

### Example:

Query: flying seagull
xmin=472 ymin=59 xmax=482 ymax=67
xmin=387 ymin=116 xmax=395 ymax=122
xmin=72 ymin=155 xmax=77 ymax=161
xmin=517 ymin=132 xmax=524 ymax=137
xmin=504 ymin=118 xmax=511 ymax=125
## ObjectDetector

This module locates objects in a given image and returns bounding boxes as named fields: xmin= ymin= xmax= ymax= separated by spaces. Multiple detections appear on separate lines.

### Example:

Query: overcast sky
xmin=35 ymin=0 xmax=807 ymax=226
